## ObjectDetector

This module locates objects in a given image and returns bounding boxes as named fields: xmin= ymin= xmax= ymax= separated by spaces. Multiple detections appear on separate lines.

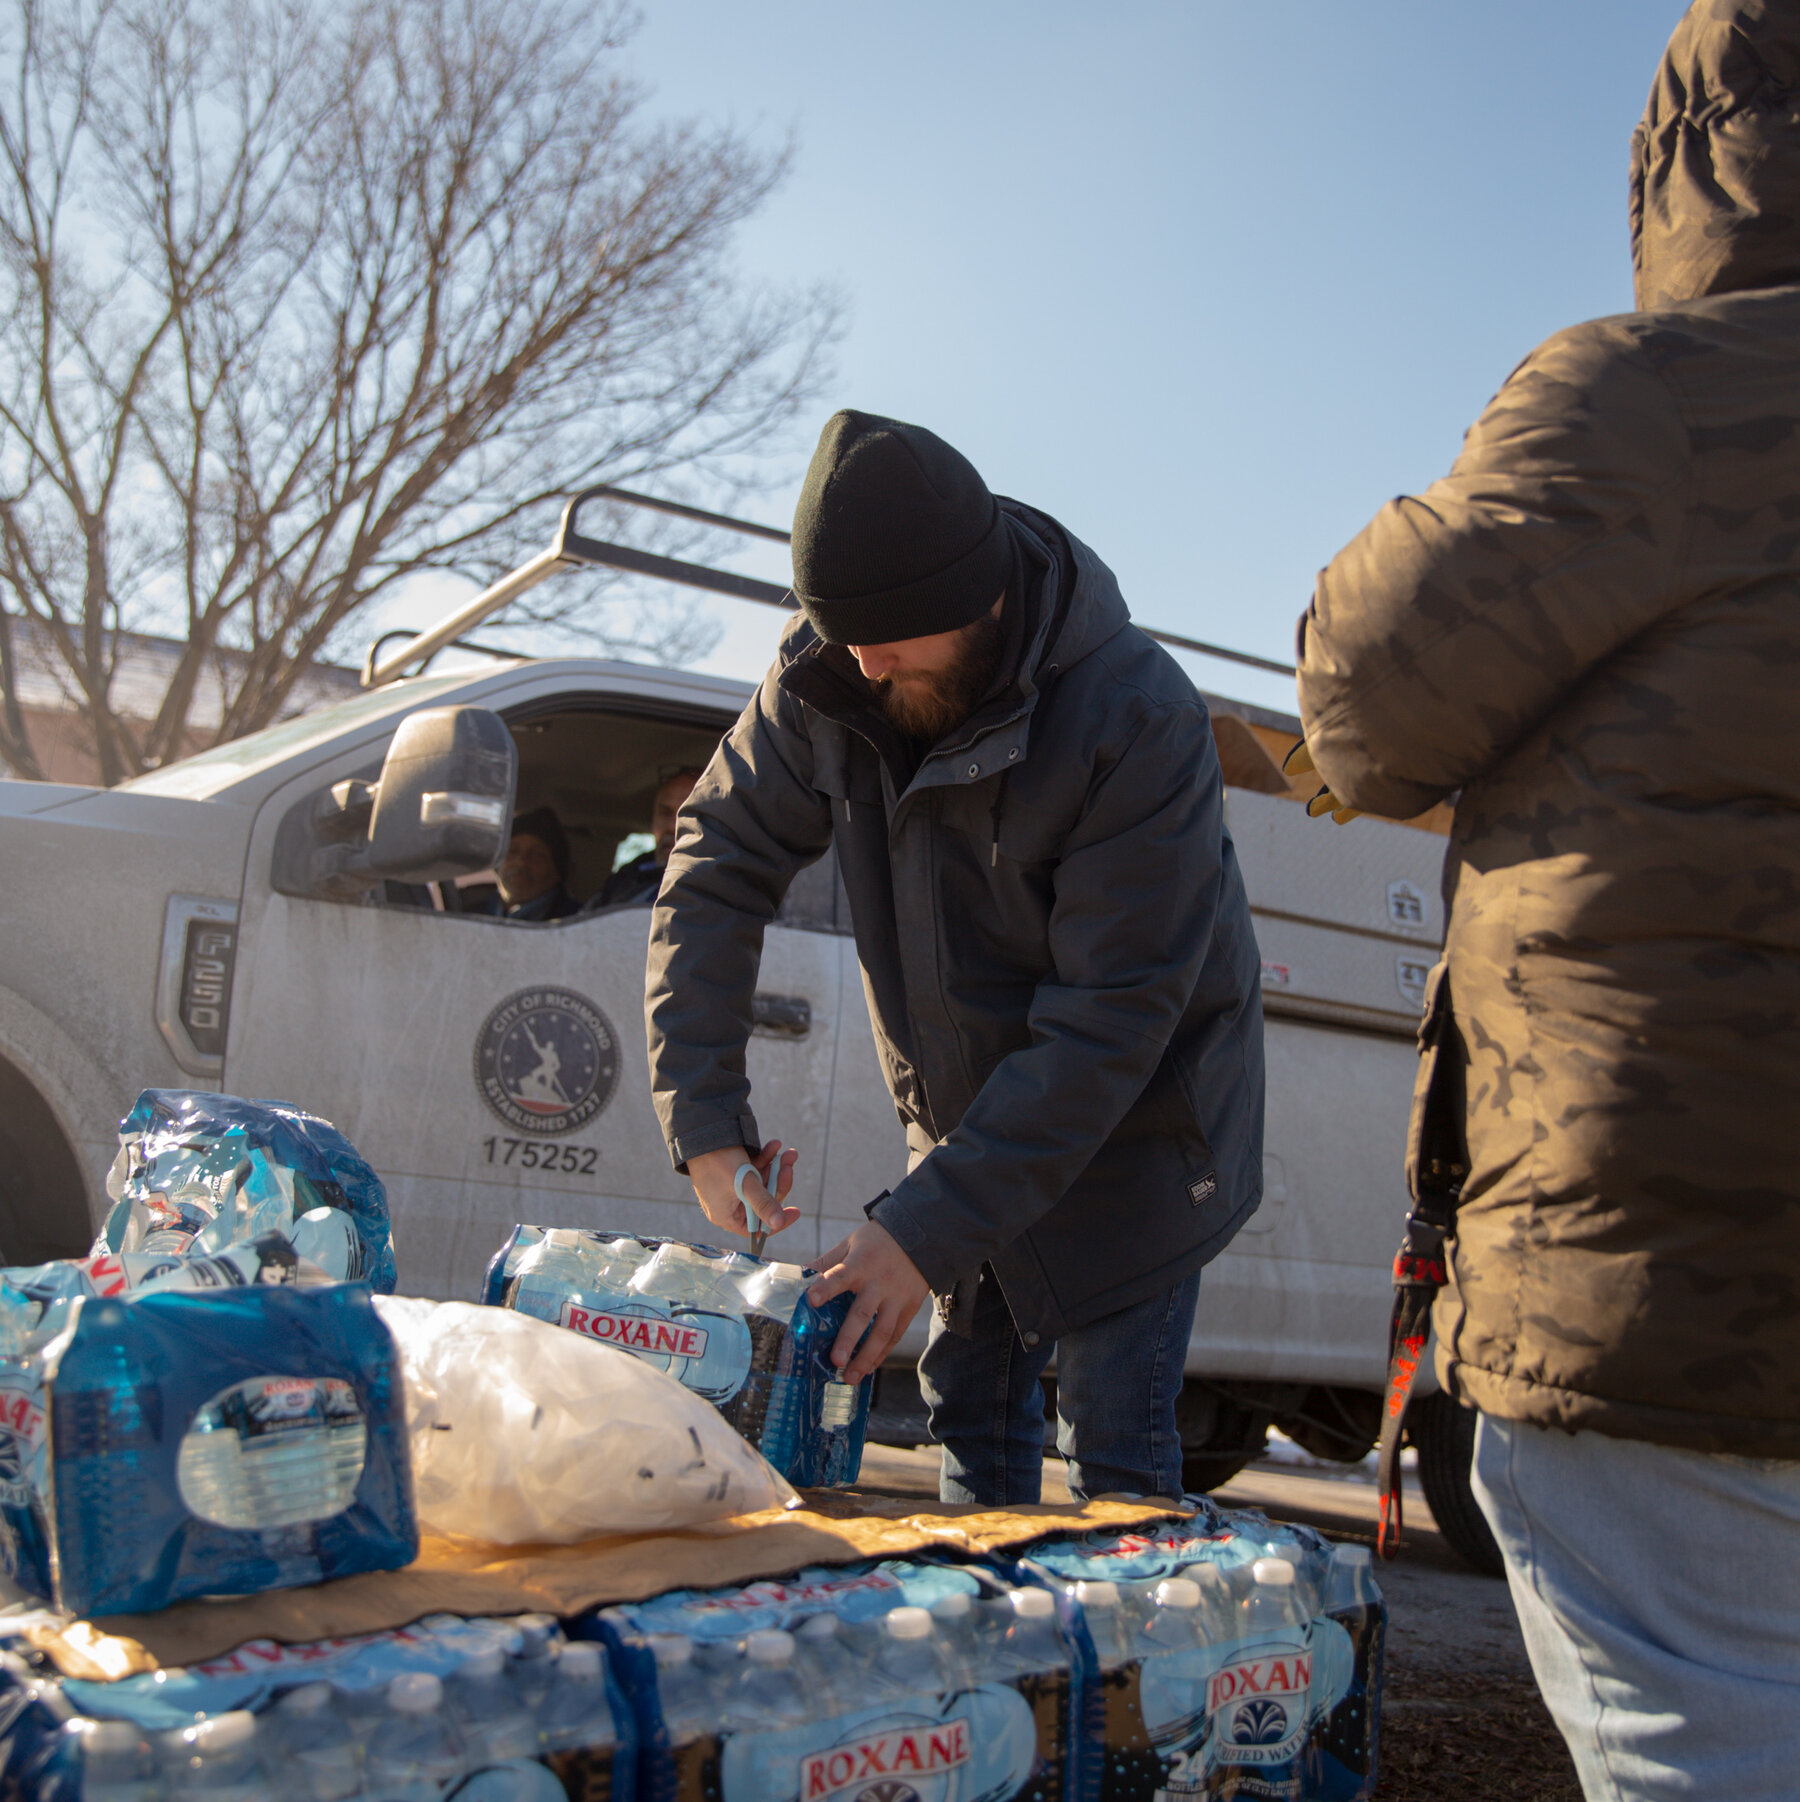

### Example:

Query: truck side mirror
xmin=273 ymin=706 xmax=517 ymax=901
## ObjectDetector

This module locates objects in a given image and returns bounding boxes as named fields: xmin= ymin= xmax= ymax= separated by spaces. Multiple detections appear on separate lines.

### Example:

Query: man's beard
xmin=873 ymin=611 xmax=1008 ymax=741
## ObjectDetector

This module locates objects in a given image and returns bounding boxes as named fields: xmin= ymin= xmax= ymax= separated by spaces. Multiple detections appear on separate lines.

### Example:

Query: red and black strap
xmin=1375 ymin=1204 xmax=1449 ymax=1558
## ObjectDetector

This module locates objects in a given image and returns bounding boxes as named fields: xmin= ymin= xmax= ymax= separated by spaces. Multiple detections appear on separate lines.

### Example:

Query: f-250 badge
xmin=474 ymin=987 xmax=619 ymax=1135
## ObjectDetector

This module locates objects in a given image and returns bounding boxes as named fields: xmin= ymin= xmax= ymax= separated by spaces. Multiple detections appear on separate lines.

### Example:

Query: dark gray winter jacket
xmin=645 ymin=502 xmax=1264 ymax=1341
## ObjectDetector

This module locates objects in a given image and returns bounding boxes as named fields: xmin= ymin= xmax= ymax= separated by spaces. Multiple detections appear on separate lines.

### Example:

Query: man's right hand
xmin=688 ymin=1142 xmax=802 ymax=1242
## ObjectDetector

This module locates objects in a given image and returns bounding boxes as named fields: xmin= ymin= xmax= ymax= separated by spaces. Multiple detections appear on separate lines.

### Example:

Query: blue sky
xmin=386 ymin=1 xmax=1693 ymax=717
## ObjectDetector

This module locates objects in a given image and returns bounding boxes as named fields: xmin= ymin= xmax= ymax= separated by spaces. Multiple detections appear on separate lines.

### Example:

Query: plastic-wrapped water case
xmin=1014 ymin=1507 xmax=1386 ymax=1802
xmin=92 ymin=1089 xmax=397 ymax=1292
xmin=591 ymin=1557 xmax=1083 ymax=1802
xmin=0 ymin=1613 xmax=637 ymax=1800
xmin=0 ymin=1282 xmax=416 ymax=1617
xmin=482 ymin=1226 xmax=872 ymax=1486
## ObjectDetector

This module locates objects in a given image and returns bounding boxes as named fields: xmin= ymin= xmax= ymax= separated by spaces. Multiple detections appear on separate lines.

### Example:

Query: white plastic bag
xmin=371 ymin=1296 xmax=797 ymax=1542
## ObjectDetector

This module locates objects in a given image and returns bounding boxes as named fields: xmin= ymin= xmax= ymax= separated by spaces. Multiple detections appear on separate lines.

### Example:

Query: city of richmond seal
xmin=474 ymin=986 xmax=619 ymax=1135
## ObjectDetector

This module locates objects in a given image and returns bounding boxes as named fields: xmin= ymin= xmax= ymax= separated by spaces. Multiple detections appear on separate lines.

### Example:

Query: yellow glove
xmin=1282 ymin=740 xmax=1362 ymax=824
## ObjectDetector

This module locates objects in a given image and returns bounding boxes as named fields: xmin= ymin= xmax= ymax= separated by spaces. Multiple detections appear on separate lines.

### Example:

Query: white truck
xmin=0 ymin=490 xmax=1492 ymax=1567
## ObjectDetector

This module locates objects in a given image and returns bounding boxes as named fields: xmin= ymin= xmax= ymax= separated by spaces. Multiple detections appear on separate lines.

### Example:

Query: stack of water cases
xmin=1017 ymin=1510 xmax=1386 ymax=1802
xmin=483 ymin=1227 xmax=871 ymax=1486
xmin=0 ymin=1281 xmax=415 ymax=1616
xmin=0 ymin=1611 xmax=636 ymax=1799
xmin=594 ymin=1559 xmax=1082 ymax=1802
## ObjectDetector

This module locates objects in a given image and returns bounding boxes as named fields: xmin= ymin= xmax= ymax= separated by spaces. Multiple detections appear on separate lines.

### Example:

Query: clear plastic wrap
xmin=373 ymin=1296 xmax=797 ymax=1543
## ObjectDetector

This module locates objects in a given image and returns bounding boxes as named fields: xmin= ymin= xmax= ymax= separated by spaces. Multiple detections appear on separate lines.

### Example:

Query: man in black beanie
xmin=646 ymin=410 xmax=1264 ymax=1504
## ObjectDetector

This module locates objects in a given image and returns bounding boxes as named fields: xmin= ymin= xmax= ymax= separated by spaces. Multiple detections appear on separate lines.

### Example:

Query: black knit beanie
xmin=510 ymin=805 xmax=570 ymax=881
xmin=791 ymin=410 xmax=1010 ymax=644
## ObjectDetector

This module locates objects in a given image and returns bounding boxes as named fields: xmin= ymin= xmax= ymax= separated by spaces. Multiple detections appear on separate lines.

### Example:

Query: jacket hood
xmin=1632 ymin=0 xmax=1800 ymax=307
xmin=1000 ymin=499 xmax=1131 ymax=685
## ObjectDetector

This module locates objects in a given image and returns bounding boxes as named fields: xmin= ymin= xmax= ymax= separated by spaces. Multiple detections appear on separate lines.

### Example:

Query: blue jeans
xmin=1472 ymin=1414 xmax=1800 ymax=1801
xmin=917 ymin=1267 xmax=1200 ymax=1505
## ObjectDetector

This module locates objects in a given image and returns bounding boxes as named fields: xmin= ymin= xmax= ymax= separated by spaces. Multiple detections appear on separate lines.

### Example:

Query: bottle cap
xmin=543 ymin=1229 xmax=586 ymax=1250
xmin=930 ymin=1593 xmax=972 ymax=1622
xmin=1252 ymin=1558 xmax=1297 ymax=1587
xmin=797 ymin=1612 xmax=841 ymax=1640
xmin=189 ymin=1711 xmax=257 ymax=1752
xmin=746 ymin=1629 xmax=795 ymax=1664
xmin=459 ymin=1646 xmax=506 ymax=1678
xmin=70 ymin=1719 xmax=141 ymax=1754
xmin=278 ymin=1682 xmax=334 ymax=1715
xmin=1333 ymin=1544 xmax=1373 ymax=1569
xmin=885 ymin=1607 xmax=934 ymax=1641
xmin=649 ymin=1634 xmax=694 ymax=1668
xmin=1009 ymin=1587 xmax=1056 ymax=1621
xmin=560 ymin=1643 xmax=603 ymax=1680
xmin=1152 ymin=1578 xmax=1201 ymax=1610
xmin=387 ymin=1672 xmax=444 ymax=1713
xmin=516 ymin=1613 xmax=559 ymax=1639
xmin=1074 ymin=1580 xmax=1120 ymax=1607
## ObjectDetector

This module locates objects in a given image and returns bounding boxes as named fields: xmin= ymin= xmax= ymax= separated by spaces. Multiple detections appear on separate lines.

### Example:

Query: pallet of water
xmin=482 ymin=1227 xmax=872 ymax=1487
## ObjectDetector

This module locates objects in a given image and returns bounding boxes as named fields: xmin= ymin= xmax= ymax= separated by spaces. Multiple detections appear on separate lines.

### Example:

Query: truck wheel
xmin=1177 ymin=1382 xmax=1270 ymax=1494
xmin=1409 ymin=1390 xmax=1505 ymax=1577
xmin=0 ymin=1060 xmax=93 ymax=1266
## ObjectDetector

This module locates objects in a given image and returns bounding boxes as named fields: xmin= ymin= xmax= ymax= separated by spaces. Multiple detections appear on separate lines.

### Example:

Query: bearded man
xmin=645 ymin=409 xmax=1264 ymax=1503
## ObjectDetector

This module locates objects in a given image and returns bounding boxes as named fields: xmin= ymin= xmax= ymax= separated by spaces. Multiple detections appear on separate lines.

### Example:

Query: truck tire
xmin=1410 ymin=1390 xmax=1505 ymax=1577
xmin=0 ymin=1059 xmax=93 ymax=1266
xmin=1177 ymin=1382 xmax=1270 ymax=1495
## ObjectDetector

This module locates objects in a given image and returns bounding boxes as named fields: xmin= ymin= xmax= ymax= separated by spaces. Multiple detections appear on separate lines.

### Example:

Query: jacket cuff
xmin=667 ymin=1113 xmax=761 ymax=1175
xmin=868 ymin=1190 xmax=967 ymax=1296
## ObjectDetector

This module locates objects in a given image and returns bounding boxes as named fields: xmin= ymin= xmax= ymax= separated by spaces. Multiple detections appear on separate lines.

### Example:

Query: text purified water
xmin=482 ymin=1226 xmax=871 ymax=1486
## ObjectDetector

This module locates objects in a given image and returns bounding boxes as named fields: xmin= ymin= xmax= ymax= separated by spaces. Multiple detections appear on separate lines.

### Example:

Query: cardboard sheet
xmin=38 ymin=1491 xmax=1189 ymax=1675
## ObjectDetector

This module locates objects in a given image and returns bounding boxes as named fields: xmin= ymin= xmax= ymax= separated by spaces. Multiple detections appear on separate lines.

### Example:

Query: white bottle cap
xmin=1252 ymin=1558 xmax=1297 ymax=1587
xmin=930 ymin=1593 xmax=972 ymax=1622
xmin=70 ymin=1719 xmax=141 ymax=1754
xmin=1152 ymin=1578 xmax=1202 ymax=1610
xmin=885 ymin=1606 xmax=934 ymax=1640
xmin=278 ymin=1682 xmax=334 ymax=1715
xmin=516 ymin=1613 xmax=558 ymax=1636
xmin=1333 ymin=1544 xmax=1373 ymax=1569
xmin=459 ymin=1646 xmax=506 ymax=1678
xmin=387 ymin=1672 xmax=444 ymax=1713
xmin=560 ymin=1643 xmax=603 ymax=1680
xmin=1074 ymin=1580 xmax=1120 ymax=1608
xmin=190 ymin=1711 xmax=257 ymax=1752
xmin=797 ymin=1612 xmax=841 ymax=1640
xmin=649 ymin=1634 xmax=694 ymax=1668
xmin=746 ymin=1629 xmax=795 ymax=1664
xmin=1009 ymin=1587 xmax=1056 ymax=1620
xmin=543 ymin=1229 xmax=587 ymax=1250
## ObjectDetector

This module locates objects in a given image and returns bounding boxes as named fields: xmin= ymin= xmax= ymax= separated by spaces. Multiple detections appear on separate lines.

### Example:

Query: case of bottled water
xmin=483 ymin=1226 xmax=873 ymax=1486
xmin=591 ymin=1556 xmax=1082 ymax=1802
xmin=91 ymin=1090 xmax=397 ymax=1293
xmin=1014 ymin=1508 xmax=1386 ymax=1801
xmin=0 ymin=1282 xmax=415 ymax=1616
xmin=0 ymin=1611 xmax=637 ymax=1799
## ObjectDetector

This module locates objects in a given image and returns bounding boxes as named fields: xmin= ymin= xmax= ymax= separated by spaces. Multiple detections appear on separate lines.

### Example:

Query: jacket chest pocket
xmin=809 ymin=727 xmax=885 ymax=819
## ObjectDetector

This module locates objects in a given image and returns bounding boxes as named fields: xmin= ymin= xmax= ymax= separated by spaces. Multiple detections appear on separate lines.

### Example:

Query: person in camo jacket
xmin=1293 ymin=2 xmax=1800 ymax=1794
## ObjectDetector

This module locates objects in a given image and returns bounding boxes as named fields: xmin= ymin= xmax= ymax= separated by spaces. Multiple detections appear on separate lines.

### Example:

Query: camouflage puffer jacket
xmin=1295 ymin=0 xmax=1800 ymax=1456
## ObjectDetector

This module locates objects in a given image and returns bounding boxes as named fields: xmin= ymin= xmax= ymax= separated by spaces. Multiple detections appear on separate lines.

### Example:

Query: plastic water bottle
xmin=628 ymin=1240 xmax=743 ymax=1313
xmin=998 ymin=1586 xmax=1065 ymax=1677
xmin=793 ymin=1609 xmax=859 ymax=1710
xmin=626 ymin=1241 xmax=756 ymax=1402
xmin=1140 ymin=1577 xmax=1207 ymax=1653
xmin=1073 ymin=1578 xmax=1136 ymax=1669
xmin=927 ymin=1591 xmax=984 ymax=1683
xmin=874 ymin=1606 xmax=959 ymax=1701
xmin=590 ymin=1234 xmax=652 ymax=1289
xmin=723 ymin=1629 xmax=811 ymax=1731
xmin=364 ymin=1671 xmax=468 ymax=1799
xmin=536 ymin=1641 xmax=618 ymax=1755
xmin=66 ymin=1716 xmax=161 ymax=1800
xmin=448 ymin=1644 xmax=541 ymax=1764
xmin=509 ymin=1230 xmax=604 ymax=1324
xmin=1190 ymin=1564 xmax=1236 ymax=1643
xmin=507 ymin=1614 xmax=563 ymax=1710
xmin=649 ymin=1635 xmax=718 ymax=1751
xmin=165 ymin=1711 xmax=267 ymax=1799
xmin=274 ymin=1681 xmax=364 ymax=1800
xmin=1205 ymin=1558 xmax=1312 ymax=1799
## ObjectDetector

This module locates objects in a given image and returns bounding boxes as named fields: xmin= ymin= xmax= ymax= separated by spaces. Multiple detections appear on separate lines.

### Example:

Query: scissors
xmin=734 ymin=1160 xmax=768 ymax=1259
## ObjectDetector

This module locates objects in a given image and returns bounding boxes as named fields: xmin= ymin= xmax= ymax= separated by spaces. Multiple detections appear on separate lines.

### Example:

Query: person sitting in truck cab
xmin=479 ymin=806 xmax=580 ymax=922
xmin=590 ymin=768 xmax=700 ymax=909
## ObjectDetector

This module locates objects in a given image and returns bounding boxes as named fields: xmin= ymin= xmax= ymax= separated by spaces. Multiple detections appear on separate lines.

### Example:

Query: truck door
xmin=224 ymin=679 xmax=844 ymax=1301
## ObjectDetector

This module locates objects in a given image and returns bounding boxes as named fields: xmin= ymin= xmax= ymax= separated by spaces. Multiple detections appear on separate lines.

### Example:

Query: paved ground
xmin=860 ymin=1437 xmax=1583 ymax=1801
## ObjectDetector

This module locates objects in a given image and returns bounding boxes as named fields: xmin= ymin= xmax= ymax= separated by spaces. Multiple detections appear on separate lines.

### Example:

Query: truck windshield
xmin=117 ymin=675 xmax=473 ymax=799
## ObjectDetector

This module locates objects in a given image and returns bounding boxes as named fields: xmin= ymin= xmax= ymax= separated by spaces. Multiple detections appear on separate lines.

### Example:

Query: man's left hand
xmin=805 ymin=1221 xmax=929 ymax=1385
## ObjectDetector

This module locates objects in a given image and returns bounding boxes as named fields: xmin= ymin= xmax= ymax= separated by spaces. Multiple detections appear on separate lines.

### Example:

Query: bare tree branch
xmin=0 ymin=0 xmax=836 ymax=780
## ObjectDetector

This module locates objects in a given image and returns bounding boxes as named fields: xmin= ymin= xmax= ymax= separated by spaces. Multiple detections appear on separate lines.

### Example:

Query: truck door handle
xmin=752 ymin=994 xmax=812 ymax=1038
